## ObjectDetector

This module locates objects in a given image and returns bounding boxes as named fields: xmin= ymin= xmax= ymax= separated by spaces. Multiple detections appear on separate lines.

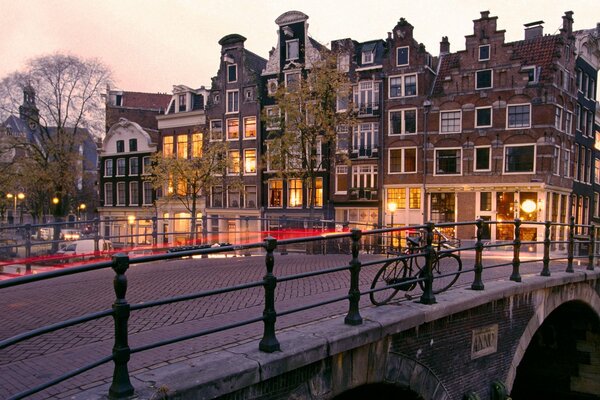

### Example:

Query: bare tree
xmin=0 ymin=53 xmax=112 ymax=221
xmin=145 ymin=139 xmax=230 ymax=242
xmin=265 ymin=50 xmax=355 ymax=218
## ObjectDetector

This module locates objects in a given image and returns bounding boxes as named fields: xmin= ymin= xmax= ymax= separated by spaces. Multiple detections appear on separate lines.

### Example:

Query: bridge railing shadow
xmin=0 ymin=217 xmax=596 ymax=399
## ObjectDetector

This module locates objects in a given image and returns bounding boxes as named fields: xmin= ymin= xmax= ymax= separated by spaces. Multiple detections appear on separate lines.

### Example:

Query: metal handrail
xmin=1 ymin=217 xmax=597 ymax=399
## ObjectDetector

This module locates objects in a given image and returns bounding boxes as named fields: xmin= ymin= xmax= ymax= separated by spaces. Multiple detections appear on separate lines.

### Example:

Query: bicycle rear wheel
xmin=370 ymin=259 xmax=409 ymax=305
xmin=426 ymin=253 xmax=462 ymax=294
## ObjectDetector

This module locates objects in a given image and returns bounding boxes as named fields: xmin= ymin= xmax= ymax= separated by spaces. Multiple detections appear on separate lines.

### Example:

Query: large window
xmin=309 ymin=178 xmax=323 ymax=208
xmin=286 ymin=39 xmax=299 ymax=60
xmin=288 ymin=179 xmax=303 ymax=208
xmin=104 ymin=183 xmax=113 ymax=206
xmin=226 ymin=90 xmax=239 ymax=113
xmin=129 ymin=139 xmax=137 ymax=152
xmin=211 ymin=186 xmax=223 ymax=208
xmin=435 ymin=148 xmax=461 ymax=175
xmin=104 ymin=159 xmax=113 ymax=177
xmin=226 ymin=119 xmax=239 ymax=140
xmin=116 ymin=140 xmax=125 ymax=153
xmin=244 ymin=149 xmax=256 ymax=174
xmin=475 ymin=107 xmax=492 ymax=128
xmin=504 ymin=144 xmax=535 ymax=173
xmin=352 ymin=165 xmax=377 ymax=188
xmin=192 ymin=133 xmax=202 ymax=158
xmin=243 ymin=117 xmax=256 ymax=139
xmin=117 ymin=182 xmax=126 ymax=205
xmin=507 ymin=104 xmax=531 ymax=128
xmin=143 ymin=182 xmax=153 ymax=205
xmin=129 ymin=157 xmax=139 ymax=175
xmin=353 ymin=81 xmax=380 ymax=114
xmin=352 ymin=123 xmax=379 ymax=156
xmin=177 ymin=135 xmax=188 ymax=159
xmin=129 ymin=182 xmax=139 ymax=206
xmin=268 ymin=180 xmax=283 ymax=208
xmin=116 ymin=158 xmax=126 ymax=176
xmin=440 ymin=110 xmax=462 ymax=133
xmin=227 ymin=187 xmax=240 ymax=208
xmin=142 ymin=156 xmax=151 ymax=175
xmin=389 ymin=109 xmax=417 ymax=135
xmin=244 ymin=185 xmax=257 ymax=208
xmin=336 ymin=165 xmax=348 ymax=193
xmin=430 ymin=193 xmax=456 ymax=223
xmin=389 ymin=148 xmax=417 ymax=173
xmin=476 ymin=70 xmax=492 ymax=89
xmin=163 ymin=136 xmax=174 ymax=157
xmin=210 ymin=120 xmax=223 ymax=141
xmin=388 ymin=74 xmax=417 ymax=98
xmin=396 ymin=46 xmax=409 ymax=66
xmin=227 ymin=64 xmax=237 ymax=83
xmin=474 ymin=146 xmax=491 ymax=171
xmin=228 ymin=150 xmax=240 ymax=174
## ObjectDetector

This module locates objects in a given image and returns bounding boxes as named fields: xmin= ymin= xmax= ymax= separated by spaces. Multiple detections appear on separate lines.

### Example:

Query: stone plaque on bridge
xmin=471 ymin=324 xmax=498 ymax=359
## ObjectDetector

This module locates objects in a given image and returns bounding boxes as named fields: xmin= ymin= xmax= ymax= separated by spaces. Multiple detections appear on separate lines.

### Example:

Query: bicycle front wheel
xmin=428 ymin=254 xmax=462 ymax=294
xmin=370 ymin=259 xmax=408 ymax=305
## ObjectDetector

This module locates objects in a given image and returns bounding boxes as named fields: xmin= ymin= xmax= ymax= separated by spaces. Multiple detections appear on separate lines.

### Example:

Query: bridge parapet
xmin=74 ymin=269 xmax=600 ymax=400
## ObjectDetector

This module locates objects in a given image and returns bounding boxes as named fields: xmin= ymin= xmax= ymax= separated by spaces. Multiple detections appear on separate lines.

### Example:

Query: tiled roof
xmin=120 ymin=92 xmax=171 ymax=110
xmin=432 ymin=52 xmax=461 ymax=95
xmin=510 ymin=35 xmax=561 ymax=83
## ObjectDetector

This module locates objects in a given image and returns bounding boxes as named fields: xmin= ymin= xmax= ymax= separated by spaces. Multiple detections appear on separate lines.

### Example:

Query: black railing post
xmin=108 ymin=254 xmax=134 ymax=399
xmin=345 ymin=229 xmax=363 ymax=326
xmin=24 ymin=224 xmax=32 ymax=274
xmin=151 ymin=216 xmax=158 ymax=247
xmin=94 ymin=218 xmax=100 ymax=253
xmin=259 ymin=236 xmax=280 ymax=352
xmin=510 ymin=218 xmax=522 ymax=282
xmin=566 ymin=216 xmax=575 ymax=273
xmin=541 ymin=220 xmax=551 ymax=277
xmin=420 ymin=222 xmax=437 ymax=304
xmin=588 ymin=225 xmax=595 ymax=271
xmin=471 ymin=219 xmax=484 ymax=290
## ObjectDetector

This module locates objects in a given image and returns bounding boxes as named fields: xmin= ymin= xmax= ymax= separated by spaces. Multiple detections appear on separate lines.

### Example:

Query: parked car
xmin=57 ymin=239 xmax=113 ymax=261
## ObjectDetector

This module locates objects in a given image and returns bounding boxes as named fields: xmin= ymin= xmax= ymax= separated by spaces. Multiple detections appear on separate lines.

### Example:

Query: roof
xmin=432 ymin=34 xmax=562 ymax=95
xmin=118 ymin=91 xmax=171 ymax=110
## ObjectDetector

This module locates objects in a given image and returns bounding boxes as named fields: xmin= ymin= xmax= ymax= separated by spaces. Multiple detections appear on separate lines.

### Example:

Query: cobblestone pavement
xmin=0 ymin=250 xmax=577 ymax=399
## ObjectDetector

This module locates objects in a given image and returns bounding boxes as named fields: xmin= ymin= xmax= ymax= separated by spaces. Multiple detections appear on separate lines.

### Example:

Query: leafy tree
xmin=145 ymin=138 xmax=230 ymax=242
xmin=0 ymin=53 xmax=112 ymax=221
xmin=265 ymin=50 xmax=355 ymax=217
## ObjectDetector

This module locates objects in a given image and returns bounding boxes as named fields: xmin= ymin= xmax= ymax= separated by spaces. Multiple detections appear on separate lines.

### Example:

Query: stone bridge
xmin=79 ymin=269 xmax=600 ymax=400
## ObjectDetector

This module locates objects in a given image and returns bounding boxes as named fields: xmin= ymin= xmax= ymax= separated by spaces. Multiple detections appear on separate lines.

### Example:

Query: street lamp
xmin=77 ymin=203 xmax=86 ymax=220
xmin=128 ymin=215 xmax=136 ymax=246
xmin=422 ymin=99 xmax=432 ymax=225
xmin=6 ymin=192 xmax=25 ymax=224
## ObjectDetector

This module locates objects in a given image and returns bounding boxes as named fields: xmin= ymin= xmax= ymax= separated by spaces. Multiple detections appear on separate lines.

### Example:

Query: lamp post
xmin=77 ymin=203 xmax=86 ymax=220
xmin=6 ymin=192 xmax=25 ymax=224
xmin=128 ymin=215 xmax=136 ymax=246
xmin=388 ymin=201 xmax=397 ymax=250
xmin=422 ymin=99 xmax=432 ymax=225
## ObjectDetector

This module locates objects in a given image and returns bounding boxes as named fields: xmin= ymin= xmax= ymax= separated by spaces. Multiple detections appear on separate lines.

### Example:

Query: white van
xmin=57 ymin=239 xmax=113 ymax=260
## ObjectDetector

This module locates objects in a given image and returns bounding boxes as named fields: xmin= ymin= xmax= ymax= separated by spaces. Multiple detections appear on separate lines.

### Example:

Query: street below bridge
xmin=0 ymin=250 xmax=573 ymax=399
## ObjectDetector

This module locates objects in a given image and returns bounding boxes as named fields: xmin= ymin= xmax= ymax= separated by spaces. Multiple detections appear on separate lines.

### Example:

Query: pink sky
xmin=1 ymin=0 xmax=598 ymax=93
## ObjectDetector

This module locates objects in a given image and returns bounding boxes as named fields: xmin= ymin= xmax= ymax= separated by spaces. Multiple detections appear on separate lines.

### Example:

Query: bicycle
xmin=369 ymin=233 xmax=462 ymax=305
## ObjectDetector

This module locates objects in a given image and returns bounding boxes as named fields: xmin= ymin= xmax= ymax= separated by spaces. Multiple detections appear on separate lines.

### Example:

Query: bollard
xmin=588 ymin=226 xmax=595 ymax=271
xmin=108 ymin=254 xmax=134 ymax=398
xmin=510 ymin=219 xmax=522 ymax=282
xmin=344 ymin=229 xmax=363 ymax=325
xmin=541 ymin=221 xmax=551 ymax=276
xmin=259 ymin=237 xmax=280 ymax=352
xmin=420 ymin=222 xmax=437 ymax=304
xmin=471 ymin=219 xmax=484 ymax=290
xmin=566 ymin=216 xmax=575 ymax=273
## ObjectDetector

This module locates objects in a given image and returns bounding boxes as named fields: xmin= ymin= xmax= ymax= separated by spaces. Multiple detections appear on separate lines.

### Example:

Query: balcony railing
xmin=0 ymin=217 xmax=596 ymax=399
xmin=348 ymin=187 xmax=378 ymax=200
xmin=355 ymin=102 xmax=380 ymax=116
xmin=350 ymin=146 xmax=379 ymax=158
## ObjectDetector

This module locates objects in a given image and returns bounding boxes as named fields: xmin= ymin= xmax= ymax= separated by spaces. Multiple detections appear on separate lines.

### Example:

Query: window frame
xmin=439 ymin=110 xmax=462 ymax=134
xmin=226 ymin=90 xmax=239 ymax=114
xmin=434 ymin=147 xmax=462 ymax=176
xmin=227 ymin=149 xmax=240 ymax=175
xmin=478 ymin=45 xmax=490 ymax=61
xmin=129 ymin=157 xmax=139 ymax=176
xmin=286 ymin=39 xmax=299 ymax=61
xmin=129 ymin=181 xmax=139 ymax=206
xmin=396 ymin=46 xmax=409 ymax=66
xmin=227 ymin=64 xmax=237 ymax=83
xmin=388 ymin=109 xmax=417 ymax=135
xmin=474 ymin=146 xmax=492 ymax=172
xmin=243 ymin=148 xmax=256 ymax=175
xmin=335 ymin=165 xmax=348 ymax=194
xmin=475 ymin=69 xmax=493 ymax=90
xmin=209 ymin=120 xmax=223 ymax=141
xmin=506 ymin=103 xmax=532 ymax=129
xmin=104 ymin=183 xmax=113 ymax=206
xmin=475 ymin=106 xmax=492 ymax=128
xmin=503 ymin=144 xmax=536 ymax=174
xmin=243 ymin=116 xmax=257 ymax=139
xmin=388 ymin=74 xmax=418 ymax=99
xmin=388 ymin=147 xmax=418 ymax=174
xmin=116 ymin=158 xmax=126 ymax=177
xmin=226 ymin=118 xmax=239 ymax=141
xmin=116 ymin=182 xmax=126 ymax=206
xmin=142 ymin=181 xmax=153 ymax=205
xmin=268 ymin=179 xmax=283 ymax=208
xmin=288 ymin=179 xmax=303 ymax=208
xmin=104 ymin=159 xmax=113 ymax=177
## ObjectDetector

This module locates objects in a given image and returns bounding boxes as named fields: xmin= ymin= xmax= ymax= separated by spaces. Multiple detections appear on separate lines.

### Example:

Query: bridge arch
xmin=507 ymin=283 xmax=600 ymax=397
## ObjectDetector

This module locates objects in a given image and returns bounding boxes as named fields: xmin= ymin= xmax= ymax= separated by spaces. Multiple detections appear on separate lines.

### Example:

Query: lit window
xmin=243 ymin=117 xmax=256 ymax=139
xmin=288 ymin=179 xmax=303 ymax=208
xmin=335 ymin=165 xmax=348 ymax=193
xmin=177 ymin=135 xmax=188 ymax=159
xmin=244 ymin=149 xmax=256 ymax=174
xmin=228 ymin=150 xmax=240 ymax=174
xmin=269 ymin=180 xmax=283 ymax=208
xmin=163 ymin=136 xmax=174 ymax=157
xmin=226 ymin=119 xmax=239 ymax=140
xmin=387 ymin=188 xmax=406 ymax=209
xmin=309 ymin=177 xmax=323 ymax=208
xmin=192 ymin=133 xmax=202 ymax=158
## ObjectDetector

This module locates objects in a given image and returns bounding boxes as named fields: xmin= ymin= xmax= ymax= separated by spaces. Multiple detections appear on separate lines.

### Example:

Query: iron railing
xmin=0 ymin=217 xmax=596 ymax=399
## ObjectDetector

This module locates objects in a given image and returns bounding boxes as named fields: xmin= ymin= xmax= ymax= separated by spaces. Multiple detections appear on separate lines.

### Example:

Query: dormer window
xmin=227 ymin=64 xmax=237 ymax=83
xmin=286 ymin=39 xmax=299 ymax=60
xmin=178 ymin=94 xmax=186 ymax=112
xmin=521 ymin=66 xmax=538 ymax=84
xmin=396 ymin=46 xmax=409 ymax=66
xmin=478 ymin=45 xmax=490 ymax=61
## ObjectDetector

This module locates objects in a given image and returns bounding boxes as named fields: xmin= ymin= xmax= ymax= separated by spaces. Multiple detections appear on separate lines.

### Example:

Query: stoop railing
xmin=0 ymin=217 xmax=596 ymax=399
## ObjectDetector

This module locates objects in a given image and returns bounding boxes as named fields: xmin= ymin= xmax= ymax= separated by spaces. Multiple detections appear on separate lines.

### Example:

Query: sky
xmin=1 ymin=0 xmax=599 ymax=94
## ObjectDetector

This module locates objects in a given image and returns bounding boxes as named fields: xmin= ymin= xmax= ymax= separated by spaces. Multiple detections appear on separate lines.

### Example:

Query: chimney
xmin=440 ymin=36 xmax=450 ymax=54
xmin=480 ymin=11 xmax=490 ymax=19
xmin=561 ymin=11 xmax=574 ymax=36
xmin=524 ymin=21 xmax=544 ymax=40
